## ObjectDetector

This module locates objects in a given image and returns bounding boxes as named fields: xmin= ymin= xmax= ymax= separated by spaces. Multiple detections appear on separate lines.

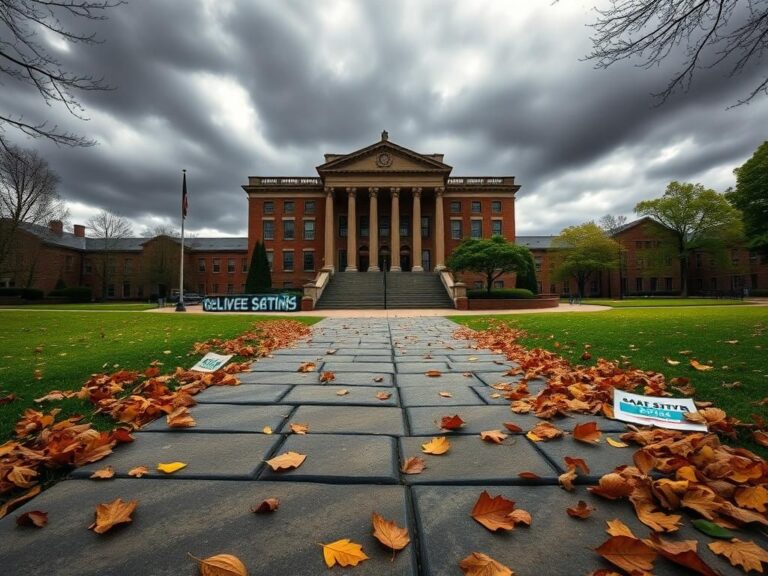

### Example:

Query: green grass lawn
xmin=578 ymin=298 xmax=749 ymax=307
xmin=0 ymin=311 xmax=320 ymax=441
xmin=0 ymin=302 xmax=157 ymax=311
xmin=450 ymin=307 xmax=768 ymax=452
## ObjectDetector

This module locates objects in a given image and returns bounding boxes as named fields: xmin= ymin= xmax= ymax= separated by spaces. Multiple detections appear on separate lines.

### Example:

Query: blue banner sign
xmin=202 ymin=294 xmax=299 ymax=312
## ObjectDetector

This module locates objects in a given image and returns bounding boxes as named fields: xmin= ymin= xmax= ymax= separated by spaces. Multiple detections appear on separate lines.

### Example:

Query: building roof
xmin=188 ymin=237 xmax=247 ymax=251
xmin=17 ymin=222 xmax=88 ymax=251
xmin=516 ymin=236 xmax=554 ymax=249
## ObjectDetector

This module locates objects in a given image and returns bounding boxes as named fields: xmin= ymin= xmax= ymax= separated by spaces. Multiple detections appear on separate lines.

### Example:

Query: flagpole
xmin=175 ymin=169 xmax=187 ymax=312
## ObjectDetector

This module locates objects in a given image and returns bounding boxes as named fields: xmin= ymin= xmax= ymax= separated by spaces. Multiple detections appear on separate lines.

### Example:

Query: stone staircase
xmin=315 ymin=272 xmax=454 ymax=310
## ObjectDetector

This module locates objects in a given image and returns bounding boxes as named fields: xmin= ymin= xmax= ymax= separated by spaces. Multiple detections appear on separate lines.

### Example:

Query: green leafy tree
xmin=635 ymin=182 xmax=743 ymax=296
xmin=728 ymin=141 xmax=768 ymax=255
xmin=515 ymin=249 xmax=539 ymax=294
xmin=245 ymin=241 xmax=272 ymax=293
xmin=552 ymin=222 xmax=621 ymax=297
xmin=446 ymin=235 xmax=529 ymax=294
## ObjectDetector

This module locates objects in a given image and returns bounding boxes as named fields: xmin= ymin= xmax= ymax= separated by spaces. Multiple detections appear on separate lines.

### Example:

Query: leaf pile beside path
xmin=0 ymin=320 xmax=310 ymax=518
xmin=454 ymin=322 xmax=768 ymax=574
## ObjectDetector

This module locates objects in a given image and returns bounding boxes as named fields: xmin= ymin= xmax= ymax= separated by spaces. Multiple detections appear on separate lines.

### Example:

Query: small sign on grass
xmin=613 ymin=390 xmax=707 ymax=432
xmin=191 ymin=352 xmax=233 ymax=373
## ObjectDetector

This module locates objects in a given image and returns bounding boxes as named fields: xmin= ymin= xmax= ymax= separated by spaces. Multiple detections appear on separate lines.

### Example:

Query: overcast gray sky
xmin=3 ymin=0 xmax=767 ymax=237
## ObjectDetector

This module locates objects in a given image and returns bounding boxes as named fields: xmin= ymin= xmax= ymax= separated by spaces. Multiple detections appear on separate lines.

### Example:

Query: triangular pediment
xmin=316 ymin=137 xmax=452 ymax=175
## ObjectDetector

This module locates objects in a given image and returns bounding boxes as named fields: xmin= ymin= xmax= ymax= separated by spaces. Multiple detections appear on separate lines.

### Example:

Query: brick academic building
xmin=2 ymin=133 xmax=766 ymax=306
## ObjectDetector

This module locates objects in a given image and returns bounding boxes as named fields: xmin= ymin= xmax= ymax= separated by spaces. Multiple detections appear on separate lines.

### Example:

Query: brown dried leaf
xmin=647 ymin=533 xmax=719 ymax=576
xmin=564 ymin=456 xmax=590 ymax=475
xmin=90 ymin=465 xmax=115 ymax=480
xmin=298 ymin=362 xmax=316 ymax=373
xmin=606 ymin=519 xmax=637 ymax=538
xmin=527 ymin=421 xmax=564 ymax=442
xmin=566 ymin=500 xmax=595 ymax=519
xmin=508 ymin=509 xmax=531 ymax=527
xmin=503 ymin=422 xmax=523 ymax=433
xmin=480 ymin=430 xmax=508 ymax=444
xmin=376 ymin=391 xmax=392 ymax=400
xmin=319 ymin=370 xmax=335 ymax=382
xmin=251 ymin=498 xmax=279 ymax=513
xmin=400 ymin=456 xmax=427 ymax=475
xmin=336 ymin=388 xmax=349 ymax=396
xmin=16 ymin=510 xmax=48 ymax=528
xmin=559 ymin=468 xmax=578 ymax=491
xmin=89 ymin=498 xmax=138 ymax=534
xmin=594 ymin=535 xmax=657 ymax=574
xmin=421 ymin=436 xmax=451 ymax=455
xmin=518 ymin=471 xmax=541 ymax=480
xmin=633 ymin=450 xmax=656 ymax=476
xmin=708 ymin=539 xmax=768 ymax=573
xmin=127 ymin=466 xmax=148 ymax=478
xmin=470 ymin=491 xmax=517 ymax=532
xmin=372 ymin=512 xmax=410 ymax=557
xmin=438 ymin=391 xmax=453 ymax=398
xmin=735 ymin=485 xmax=768 ymax=513
xmin=289 ymin=423 xmax=309 ymax=435
xmin=190 ymin=553 xmax=248 ymax=576
xmin=459 ymin=552 xmax=513 ymax=576
xmin=439 ymin=414 xmax=465 ymax=430
xmin=265 ymin=451 xmax=306 ymax=471
xmin=690 ymin=359 xmax=714 ymax=372
xmin=573 ymin=421 xmax=601 ymax=444
xmin=166 ymin=406 xmax=196 ymax=428
xmin=588 ymin=473 xmax=635 ymax=500
xmin=425 ymin=370 xmax=442 ymax=377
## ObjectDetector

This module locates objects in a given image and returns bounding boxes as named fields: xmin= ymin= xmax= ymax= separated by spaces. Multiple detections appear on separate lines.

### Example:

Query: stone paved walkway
xmin=0 ymin=318 xmax=758 ymax=575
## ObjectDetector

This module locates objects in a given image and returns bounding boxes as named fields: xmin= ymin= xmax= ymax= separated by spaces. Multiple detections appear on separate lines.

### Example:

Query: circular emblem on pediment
xmin=376 ymin=152 xmax=393 ymax=168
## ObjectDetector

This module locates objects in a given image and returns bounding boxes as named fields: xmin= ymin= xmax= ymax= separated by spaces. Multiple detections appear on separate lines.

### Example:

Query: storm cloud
xmin=3 ymin=0 xmax=766 ymax=236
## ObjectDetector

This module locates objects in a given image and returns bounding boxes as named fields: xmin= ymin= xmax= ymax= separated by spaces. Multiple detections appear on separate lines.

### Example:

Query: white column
xmin=390 ymin=188 xmax=401 ymax=272
xmin=323 ymin=187 xmax=335 ymax=271
xmin=345 ymin=187 xmax=357 ymax=271
xmin=434 ymin=186 xmax=446 ymax=271
xmin=368 ymin=187 xmax=380 ymax=272
xmin=411 ymin=187 xmax=423 ymax=272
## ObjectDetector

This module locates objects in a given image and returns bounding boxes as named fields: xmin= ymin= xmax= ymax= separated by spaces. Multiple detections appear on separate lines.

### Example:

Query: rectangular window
xmin=84 ymin=259 xmax=92 ymax=274
xmin=494 ymin=280 xmax=504 ymax=289
xmin=731 ymin=249 xmax=740 ymax=264
xmin=283 ymin=281 xmax=293 ymax=289
xmin=339 ymin=215 xmax=348 ymax=238
xmin=665 ymin=277 xmax=673 ymax=290
xmin=471 ymin=201 xmax=481 ymax=213
xmin=636 ymin=277 xmax=643 ymax=292
xmin=122 ymin=282 xmax=131 ymax=298
xmin=451 ymin=220 xmax=462 ymax=240
xmin=400 ymin=217 xmax=410 ymax=238
xmin=491 ymin=201 xmax=502 ymax=213
xmin=212 ymin=258 xmax=221 ymax=273
xmin=422 ymin=249 xmax=431 ymax=271
xmin=263 ymin=201 xmax=274 ymax=215
xmin=263 ymin=220 xmax=275 ymax=241
xmin=303 ymin=251 xmax=315 ymax=271
xmin=471 ymin=219 xmax=482 ymax=239
xmin=379 ymin=216 xmax=389 ymax=238
xmin=283 ymin=251 xmax=294 ymax=272
xmin=650 ymin=277 xmax=658 ymax=292
xmin=534 ymin=256 xmax=542 ymax=272
xmin=304 ymin=200 xmax=315 ymax=214
xmin=241 ymin=258 xmax=248 ymax=273
xmin=360 ymin=216 xmax=369 ymax=238
xmin=284 ymin=201 xmax=294 ymax=214
xmin=227 ymin=258 xmax=235 ymax=273
xmin=106 ymin=284 xmax=115 ymax=298
xmin=266 ymin=251 xmax=273 ymax=271
xmin=549 ymin=283 xmax=556 ymax=294
xmin=450 ymin=201 xmax=461 ymax=213
xmin=198 ymin=258 xmax=206 ymax=272
xmin=491 ymin=220 xmax=502 ymax=236
xmin=303 ymin=220 xmax=315 ymax=240
xmin=65 ymin=255 xmax=74 ymax=272
xmin=421 ymin=216 xmax=430 ymax=238
xmin=710 ymin=277 xmax=717 ymax=290
xmin=213 ymin=283 xmax=219 ymax=293
xmin=473 ymin=281 xmax=484 ymax=289
xmin=283 ymin=220 xmax=295 ymax=240
xmin=227 ymin=283 xmax=234 ymax=294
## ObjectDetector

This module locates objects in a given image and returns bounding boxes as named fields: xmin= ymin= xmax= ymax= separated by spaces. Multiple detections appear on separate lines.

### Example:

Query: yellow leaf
xmin=708 ymin=539 xmax=768 ymax=573
xmin=262 ymin=426 xmax=273 ymax=435
xmin=265 ymin=451 xmax=306 ymax=471
xmin=189 ymin=553 xmax=248 ymax=576
xmin=336 ymin=388 xmax=349 ymax=396
xmin=289 ymin=423 xmax=309 ymax=434
xmin=421 ymin=436 xmax=451 ymax=455
xmin=606 ymin=437 xmax=628 ymax=448
xmin=157 ymin=461 xmax=187 ymax=474
xmin=371 ymin=512 xmax=410 ymax=557
xmin=320 ymin=539 xmax=369 ymax=568
xmin=690 ymin=359 xmax=714 ymax=372
xmin=665 ymin=358 xmax=680 ymax=366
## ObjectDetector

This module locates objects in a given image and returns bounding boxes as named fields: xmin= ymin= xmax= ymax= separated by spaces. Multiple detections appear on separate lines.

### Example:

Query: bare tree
xmin=141 ymin=225 xmax=180 ymax=238
xmin=87 ymin=209 xmax=132 ymax=298
xmin=0 ymin=0 xmax=123 ymax=147
xmin=586 ymin=0 xmax=768 ymax=105
xmin=0 ymin=144 xmax=66 ymax=271
xmin=597 ymin=214 xmax=628 ymax=232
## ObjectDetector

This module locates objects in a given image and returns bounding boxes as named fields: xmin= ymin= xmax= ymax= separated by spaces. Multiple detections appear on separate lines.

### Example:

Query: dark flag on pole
xmin=182 ymin=170 xmax=189 ymax=219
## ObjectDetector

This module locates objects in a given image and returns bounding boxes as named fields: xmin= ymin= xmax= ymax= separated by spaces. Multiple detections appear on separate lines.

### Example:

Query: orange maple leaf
xmin=319 ymin=370 xmax=335 ymax=382
xmin=566 ymin=500 xmax=595 ymax=519
xmin=127 ymin=466 xmax=148 ymax=478
xmin=647 ymin=533 xmax=719 ymax=576
xmin=458 ymin=552 xmax=513 ymax=576
xmin=89 ymin=498 xmax=138 ymax=534
xmin=573 ymin=421 xmax=602 ymax=444
xmin=564 ymin=456 xmax=590 ymax=475
xmin=166 ymin=406 xmax=196 ymax=428
xmin=470 ymin=491 xmax=517 ymax=532
xmin=289 ymin=423 xmax=309 ymax=434
xmin=439 ymin=415 xmax=465 ymax=431
xmin=526 ymin=421 xmax=563 ymax=442
xmin=709 ymin=539 xmax=768 ymax=573
xmin=298 ymin=362 xmax=316 ymax=373
xmin=690 ymin=359 xmax=714 ymax=372
xmin=735 ymin=486 xmax=768 ymax=513
xmin=251 ymin=498 xmax=279 ymax=513
xmin=320 ymin=539 xmax=369 ymax=568
xmin=189 ymin=553 xmax=247 ymax=576
xmin=503 ymin=422 xmax=523 ymax=433
xmin=632 ymin=450 xmax=656 ymax=476
xmin=89 ymin=465 xmax=115 ymax=480
xmin=588 ymin=473 xmax=635 ymax=500
xmin=559 ymin=468 xmax=578 ymax=491
xmin=605 ymin=519 xmax=637 ymax=538
xmin=265 ymin=451 xmax=306 ymax=471
xmin=425 ymin=370 xmax=442 ymax=377
xmin=376 ymin=391 xmax=392 ymax=400
xmin=421 ymin=437 xmax=451 ymax=455
xmin=480 ymin=430 xmax=508 ymax=444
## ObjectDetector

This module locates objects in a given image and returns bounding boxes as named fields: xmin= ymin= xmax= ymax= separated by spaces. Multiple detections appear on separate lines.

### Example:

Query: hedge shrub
xmin=467 ymin=288 xmax=536 ymax=299
xmin=0 ymin=287 xmax=44 ymax=300
xmin=48 ymin=287 xmax=92 ymax=302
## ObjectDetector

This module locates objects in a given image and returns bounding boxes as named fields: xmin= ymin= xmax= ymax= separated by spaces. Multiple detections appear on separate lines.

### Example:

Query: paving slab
xmin=450 ymin=361 xmax=515 ymax=372
xmin=471 ymin=385 xmax=520 ymax=404
xmin=288 ymin=405 xmax=406 ymax=435
xmin=280 ymin=385 xmax=399 ymax=406
xmin=72 ymin=432 xmax=278 ymax=479
xmin=407 ymin=405 xmax=523 ymax=435
xmin=395 ymin=361 xmax=452 ymax=373
xmin=238 ymin=371 xmax=394 ymax=386
xmin=195 ymin=384 xmax=291 ymax=404
xmin=249 ymin=360 xmax=325 ymax=372
xmin=270 ymin=348 xmax=335 ymax=356
xmin=260 ymin=434 xmax=399 ymax=483
xmin=396 ymin=372 xmax=483 ymax=387
xmin=399 ymin=435 xmax=557 ymax=484
xmin=321 ymin=361 xmax=395 ymax=373
xmin=447 ymin=353 xmax=510 ymax=362
xmin=400 ymin=385 xmax=484 ymax=407
xmin=412 ymin=484 xmax=750 ymax=576
xmin=0 ymin=479 xmax=417 ymax=576
xmin=140 ymin=404 xmax=294 ymax=433
xmin=393 ymin=355 xmax=451 ymax=363
xmin=332 ymin=348 xmax=391 ymax=356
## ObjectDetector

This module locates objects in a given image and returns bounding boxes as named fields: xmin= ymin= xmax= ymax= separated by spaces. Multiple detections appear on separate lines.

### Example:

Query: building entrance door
xmin=400 ymin=247 xmax=411 ymax=272
xmin=379 ymin=247 xmax=390 ymax=271
xmin=358 ymin=246 xmax=369 ymax=272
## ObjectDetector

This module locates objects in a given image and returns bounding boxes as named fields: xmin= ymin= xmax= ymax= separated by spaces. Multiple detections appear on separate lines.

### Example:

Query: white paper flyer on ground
xmin=613 ymin=390 xmax=708 ymax=432
xmin=190 ymin=352 xmax=233 ymax=373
